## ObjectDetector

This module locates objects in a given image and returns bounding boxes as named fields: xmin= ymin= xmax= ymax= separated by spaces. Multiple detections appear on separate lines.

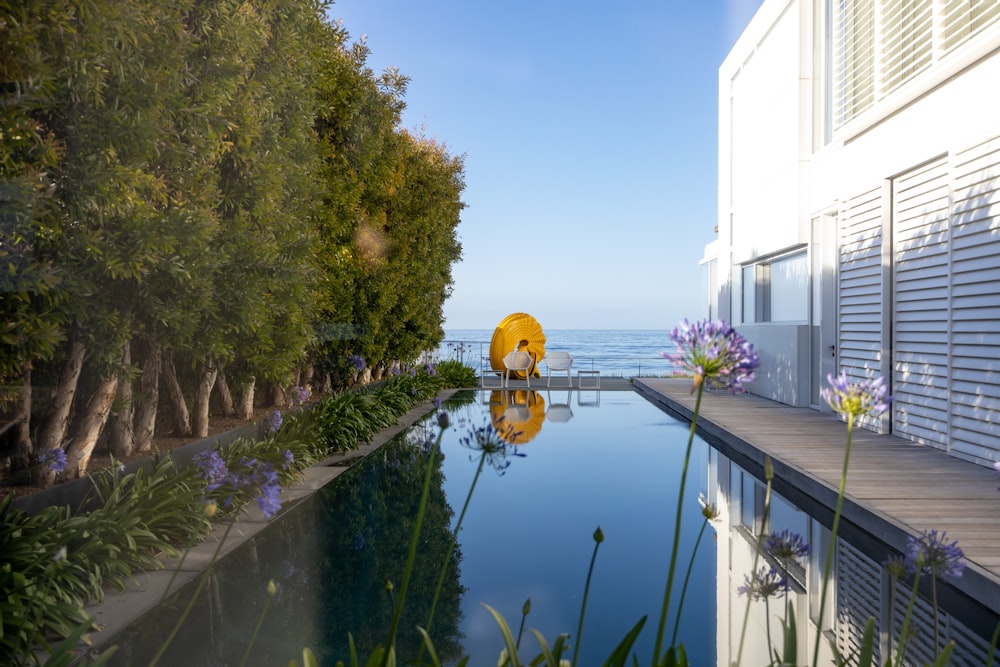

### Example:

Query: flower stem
xmin=894 ymin=570 xmax=923 ymax=667
xmin=418 ymin=451 xmax=486 ymax=664
xmin=379 ymin=430 xmax=443 ymax=667
xmin=572 ymin=532 xmax=602 ymax=667
xmin=239 ymin=594 xmax=273 ymax=667
xmin=653 ymin=380 xmax=704 ymax=664
xmin=811 ymin=420 xmax=854 ymax=667
xmin=149 ymin=519 xmax=236 ymax=667
xmin=669 ymin=517 xmax=709 ymax=647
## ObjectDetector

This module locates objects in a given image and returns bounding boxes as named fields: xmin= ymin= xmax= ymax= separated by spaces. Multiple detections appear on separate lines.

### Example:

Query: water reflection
xmin=485 ymin=388 xmax=599 ymax=443
xmin=103 ymin=430 xmax=464 ymax=666
xmin=488 ymin=390 xmax=546 ymax=444
xmin=709 ymin=450 xmax=997 ymax=667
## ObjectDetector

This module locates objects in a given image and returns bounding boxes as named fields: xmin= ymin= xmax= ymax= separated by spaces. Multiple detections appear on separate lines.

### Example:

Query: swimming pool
xmin=100 ymin=389 xmax=717 ymax=665
xmin=96 ymin=388 xmax=996 ymax=666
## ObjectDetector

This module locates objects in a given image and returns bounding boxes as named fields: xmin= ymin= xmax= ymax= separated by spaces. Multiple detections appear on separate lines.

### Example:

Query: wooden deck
xmin=634 ymin=377 xmax=1000 ymax=617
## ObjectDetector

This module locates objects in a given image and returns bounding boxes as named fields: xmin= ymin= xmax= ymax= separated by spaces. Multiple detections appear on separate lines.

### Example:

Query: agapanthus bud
xmin=593 ymin=526 xmax=605 ymax=543
xmin=437 ymin=412 xmax=450 ymax=429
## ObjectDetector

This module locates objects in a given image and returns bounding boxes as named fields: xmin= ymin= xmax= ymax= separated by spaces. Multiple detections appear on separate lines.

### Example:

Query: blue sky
xmin=330 ymin=1 xmax=766 ymax=330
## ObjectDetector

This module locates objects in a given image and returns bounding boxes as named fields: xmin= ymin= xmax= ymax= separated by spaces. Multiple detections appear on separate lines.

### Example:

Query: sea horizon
xmin=440 ymin=328 xmax=677 ymax=378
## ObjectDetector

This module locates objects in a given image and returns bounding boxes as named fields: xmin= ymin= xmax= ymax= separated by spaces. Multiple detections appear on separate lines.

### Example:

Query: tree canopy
xmin=0 ymin=0 xmax=465 ymax=480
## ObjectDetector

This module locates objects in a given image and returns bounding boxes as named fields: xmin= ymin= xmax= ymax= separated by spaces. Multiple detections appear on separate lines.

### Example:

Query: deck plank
xmin=635 ymin=377 xmax=1000 ymax=615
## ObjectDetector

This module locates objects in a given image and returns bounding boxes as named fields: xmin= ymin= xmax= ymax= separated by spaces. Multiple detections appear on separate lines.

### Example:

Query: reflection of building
xmin=708 ymin=449 xmax=993 ymax=666
xmin=706 ymin=0 xmax=1000 ymax=466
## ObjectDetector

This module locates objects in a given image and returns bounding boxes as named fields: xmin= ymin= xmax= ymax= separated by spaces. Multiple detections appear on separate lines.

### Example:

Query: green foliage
xmin=311 ymin=24 xmax=464 ymax=376
xmin=1 ymin=378 xmax=442 ymax=664
xmin=433 ymin=359 xmax=477 ymax=388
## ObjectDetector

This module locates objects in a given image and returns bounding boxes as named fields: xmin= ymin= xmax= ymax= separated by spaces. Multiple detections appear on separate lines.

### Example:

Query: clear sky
xmin=330 ymin=1 xmax=766 ymax=330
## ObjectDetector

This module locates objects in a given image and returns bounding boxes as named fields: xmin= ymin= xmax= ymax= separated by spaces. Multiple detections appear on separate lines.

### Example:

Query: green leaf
xmin=602 ymin=615 xmax=647 ymax=667
xmin=929 ymin=641 xmax=955 ymax=667
xmin=417 ymin=626 xmax=444 ymax=667
xmin=779 ymin=606 xmax=798 ymax=666
xmin=484 ymin=603 xmax=523 ymax=667
xmin=858 ymin=616 xmax=876 ymax=667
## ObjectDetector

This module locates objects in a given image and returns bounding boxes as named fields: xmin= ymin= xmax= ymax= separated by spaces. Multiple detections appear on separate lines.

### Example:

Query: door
xmin=811 ymin=213 xmax=839 ymax=409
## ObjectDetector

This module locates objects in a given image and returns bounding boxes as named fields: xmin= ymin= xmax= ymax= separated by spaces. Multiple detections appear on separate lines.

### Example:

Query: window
xmin=833 ymin=0 xmax=1000 ymax=129
xmin=880 ymin=0 xmax=933 ymax=94
xmin=742 ymin=250 xmax=809 ymax=323
xmin=942 ymin=0 xmax=1000 ymax=52
xmin=835 ymin=0 xmax=876 ymax=126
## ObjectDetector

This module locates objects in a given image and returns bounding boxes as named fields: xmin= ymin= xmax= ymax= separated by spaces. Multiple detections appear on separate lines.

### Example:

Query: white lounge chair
xmin=503 ymin=350 xmax=534 ymax=388
xmin=544 ymin=351 xmax=574 ymax=387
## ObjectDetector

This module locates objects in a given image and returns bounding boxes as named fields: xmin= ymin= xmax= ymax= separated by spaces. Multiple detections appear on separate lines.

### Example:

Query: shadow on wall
xmin=738 ymin=324 xmax=811 ymax=407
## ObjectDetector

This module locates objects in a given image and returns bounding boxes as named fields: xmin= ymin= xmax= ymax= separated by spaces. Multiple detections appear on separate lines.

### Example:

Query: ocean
xmin=439 ymin=329 xmax=679 ymax=378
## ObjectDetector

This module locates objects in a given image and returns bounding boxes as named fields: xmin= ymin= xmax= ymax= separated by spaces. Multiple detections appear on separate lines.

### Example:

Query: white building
xmin=706 ymin=0 xmax=1000 ymax=465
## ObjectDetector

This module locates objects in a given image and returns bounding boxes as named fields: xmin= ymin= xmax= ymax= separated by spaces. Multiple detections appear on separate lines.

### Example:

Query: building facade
xmin=705 ymin=0 xmax=1000 ymax=465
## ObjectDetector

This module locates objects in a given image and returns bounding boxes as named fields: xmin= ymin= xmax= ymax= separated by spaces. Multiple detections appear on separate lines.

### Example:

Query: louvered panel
xmin=879 ymin=0 xmax=933 ymax=94
xmin=950 ymin=136 xmax=1000 ymax=464
xmin=890 ymin=583 xmax=941 ymax=665
xmin=835 ymin=0 xmax=876 ymax=126
xmin=948 ymin=613 xmax=995 ymax=667
xmin=892 ymin=158 xmax=950 ymax=450
xmin=839 ymin=187 xmax=886 ymax=432
xmin=942 ymin=0 xmax=1000 ymax=53
xmin=836 ymin=540 xmax=882 ymax=665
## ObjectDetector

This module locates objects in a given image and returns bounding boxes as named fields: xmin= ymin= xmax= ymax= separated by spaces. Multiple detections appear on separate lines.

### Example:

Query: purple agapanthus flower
xmin=433 ymin=396 xmax=442 ymax=408
xmin=289 ymin=385 xmax=309 ymax=408
xmin=763 ymin=530 xmax=811 ymax=564
xmin=195 ymin=453 xmax=283 ymax=519
xmin=194 ymin=450 xmax=229 ymax=491
xmin=737 ymin=566 xmax=786 ymax=600
xmin=906 ymin=529 xmax=965 ymax=579
xmin=282 ymin=449 xmax=295 ymax=470
xmin=820 ymin=372 xmax=892 ymax=423
xmin=348 ymin=354 xmax=365 ymax=371
xmin=268 ymin=410 xmax=283 ymax=433
xmin=668 ymin=319 xmax=760 ymax=392
xmin=37 ymin=448 xmax=67 ymax=475
xmin=424 ymin=362 xmax=437 ymax=377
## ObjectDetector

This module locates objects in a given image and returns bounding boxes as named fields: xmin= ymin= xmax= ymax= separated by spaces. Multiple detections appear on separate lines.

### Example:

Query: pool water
xmin=98 ymin=387 xmax=997 ymax=666
xmin=102 ymin=389 xmax=718 ymax=666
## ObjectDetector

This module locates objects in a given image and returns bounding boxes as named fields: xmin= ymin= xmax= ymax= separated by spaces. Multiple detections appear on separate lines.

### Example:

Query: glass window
xmin=742 ymin=250 xmax=808 ymax=323
xmin=770 ymin=253 xmax=809 ymax=321
xmin=742 ymin=265 xmax=757 ymax=324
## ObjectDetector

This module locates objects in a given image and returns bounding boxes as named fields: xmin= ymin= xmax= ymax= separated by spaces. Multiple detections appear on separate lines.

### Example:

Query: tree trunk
xmin=10 ymin=370 xmax=33 ymax=472
xmin=269 ymin=382 xmax=286 ymax=408
xmin=134 ymin=341 xmax=161 ymax=453
xmin=36 ymin=336 xmax=86 ymax=453
xmin=108 ymin=340 xmax=135 ymax=457
xmin=215 ymin=368 xmax=236 ymax=417
xmin=301 ymin=365 xmax=315 ymax=392
xmin=64 ymin=374 xmax=119 ymax=479
xmin=162 ymin=353 xmax=191 ymax=436
xmin=238 ymin=378 xmax=256 ymax=421
xmin=192 ymin=360 xmax=218 ymax=438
